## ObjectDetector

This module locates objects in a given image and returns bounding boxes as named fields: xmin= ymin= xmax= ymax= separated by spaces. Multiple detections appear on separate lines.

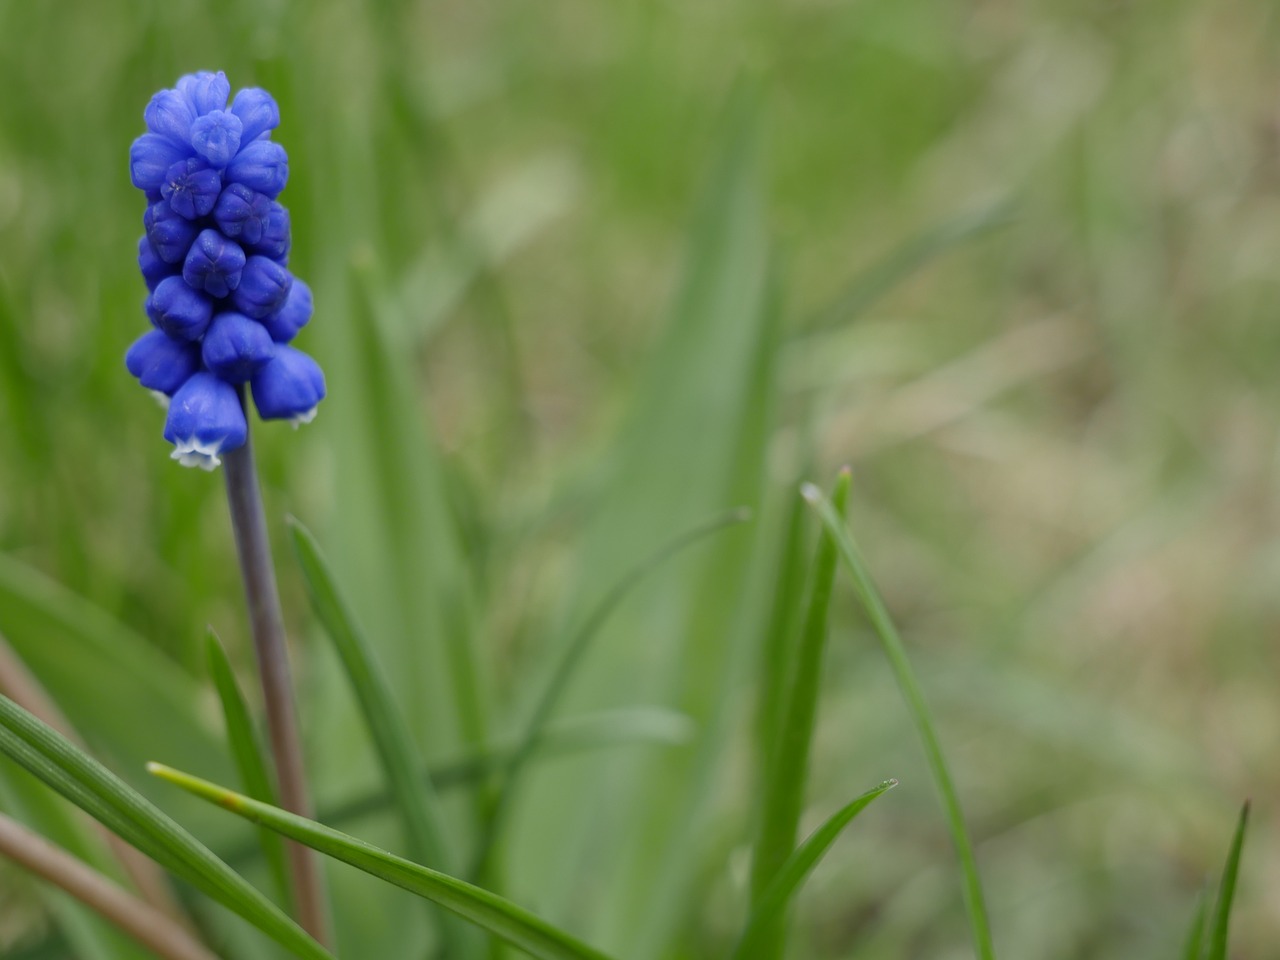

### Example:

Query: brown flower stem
xmin=222 ymin=388 xmax=330 ymax=945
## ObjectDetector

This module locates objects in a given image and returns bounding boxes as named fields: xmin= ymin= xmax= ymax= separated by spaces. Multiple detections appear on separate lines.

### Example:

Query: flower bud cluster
xmin=126 ymin=72 xmax=324 ymax=470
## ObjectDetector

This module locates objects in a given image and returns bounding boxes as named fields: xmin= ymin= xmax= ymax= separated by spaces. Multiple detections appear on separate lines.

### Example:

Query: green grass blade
xmin=287 ymin=516 xmax=474 ymax=956
xmin=474 ymin=507 xmax=752 ymax=877
xmin=1205 ymin=801 xmax=1249 ymax=960
xmin=288 ymin=518 xmax=453 ymax=869
xmin=802 ymin=483 xmax=996 ymax=960
xmin=150 ymin=764 xmax=618 ymax=960
xmin=0 ymin=695 xmax=333 ymax=960
xmin=1181 ymin=890 xmax=1207 ymax=960
xmin=747 ymin=471 xmax=850 ymax=960
xmin=203 ymin=629 xmax=291 ymax=911
xmin=731 ymin=779 xmax=896 ymax=960
xmin=753 ymin=483 xmax=813 ymax=785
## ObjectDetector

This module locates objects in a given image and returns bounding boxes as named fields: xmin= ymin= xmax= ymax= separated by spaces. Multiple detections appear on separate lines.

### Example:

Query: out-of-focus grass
xmin=0 ymin=0 xmax=1278 ymax=958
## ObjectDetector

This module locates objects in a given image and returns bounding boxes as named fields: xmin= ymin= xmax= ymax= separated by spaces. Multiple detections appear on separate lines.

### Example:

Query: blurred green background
xmin=1 ymin=0 xmax=1278 ymax=957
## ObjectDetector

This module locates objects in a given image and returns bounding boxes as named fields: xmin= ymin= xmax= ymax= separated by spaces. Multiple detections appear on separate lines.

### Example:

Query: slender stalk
xmin=0 ymin=811 xmax=219 ymax=960
xmin=470 ymin=508 xmax=751 ymax=882
xmin=0 ymin=631 xmax=187 ymax=927
xmin=223 ymin=389 xmax=329 ymax=945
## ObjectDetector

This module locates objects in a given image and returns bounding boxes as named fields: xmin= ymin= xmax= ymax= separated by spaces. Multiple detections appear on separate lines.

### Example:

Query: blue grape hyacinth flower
xmin=125 ymin=72 xmax=324 ymax=470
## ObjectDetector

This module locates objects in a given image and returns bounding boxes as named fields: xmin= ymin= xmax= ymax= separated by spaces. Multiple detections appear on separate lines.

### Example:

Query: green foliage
xmin=804 ymin=484 xmax=995 ymax=960
xmin=150 ymin=764 xmax=616 ymax=960
xmin=0 ymin=1 xmax=1271 ymax=957
xmin=0 ymin=696 xmax=332 ymax=960
xmin=1203 ymin=802 xmax=1249 ymax=960
xmin=747 ymin=472 xmax=850 ymax=960
xmin=733 ymin=779 xmax=898 ymax=960
xmin=287 ymin=517 xmax=474 ymax=957
xmin=204 ymin=630 xmax=291 ymax=911
xmin=474 ymin=507 xmax=751 ymax=881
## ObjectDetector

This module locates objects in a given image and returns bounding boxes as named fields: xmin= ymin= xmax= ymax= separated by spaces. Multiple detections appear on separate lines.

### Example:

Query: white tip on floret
xmin=170 ymin=436 xmax=224 ymax=471
xmin=289 ymin=406 xmax=318 ymax=429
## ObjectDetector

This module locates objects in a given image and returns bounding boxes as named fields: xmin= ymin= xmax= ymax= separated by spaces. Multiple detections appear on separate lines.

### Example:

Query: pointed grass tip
xmin=800 ymin=467 xmax=854 ymax=504
xmin=146 ymin=762 xmax=244 ymax=813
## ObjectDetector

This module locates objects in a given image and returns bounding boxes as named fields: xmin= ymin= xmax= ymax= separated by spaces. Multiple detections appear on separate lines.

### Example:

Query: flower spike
xmin=125 ymin=72 xmax=322 ymax=469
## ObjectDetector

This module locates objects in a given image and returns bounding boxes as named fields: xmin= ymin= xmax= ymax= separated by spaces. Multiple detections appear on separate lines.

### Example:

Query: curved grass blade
xmin=472 ymin=507 xmax=753 ymax=877
xmin=1205 ymin=801 xmax=1249 ymax=960
xmin=747 ymin=471 xmax=849 ymax=960
xmin=204 ymin=629 xmax=290 ymax=910
xmin=802 ymin=483 xmax=996 ymax=960
xmin=222 ymin=707 xmax=694 ymax=866
xmin=0 ymin=695 xmax=334 ymax=960
xmin=287 ymin=516 xmax=474 ymax=957
xmin=150 ymin=764 xmax=618 ymax=960
xmin=802 ymin=198 xmax=1016 ymax=334
xmin=330 ymin=706 xmax=696 ymax=826
xmin=731 ymin=779 xmax=896 ymax=960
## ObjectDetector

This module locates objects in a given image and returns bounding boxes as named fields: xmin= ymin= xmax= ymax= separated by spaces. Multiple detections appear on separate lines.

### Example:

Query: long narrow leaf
xmin=0 ymin=695 xmax=333 ymax=960
xmin=731 ymin=779 xmax=896 ymax=960
xmin=747 ymin=471 xmax=849 ymax=960
xmin=150 ymin=764 xmax=617 ymax=960
xmin=802 ymin=484 xmax=996 ymax=960
xmin=1205 ymin=801 xmax=1249 ymax=960
xmin=204 ymin=629 xmax=291 ymax=910
xmin=287 ymin=517 xmax=473 ymax=956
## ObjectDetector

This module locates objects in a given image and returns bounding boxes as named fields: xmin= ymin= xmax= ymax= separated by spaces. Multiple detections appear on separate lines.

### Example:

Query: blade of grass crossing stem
xmin=802 ymin=484 xmax=996 ymax=960
xmin=150 ymin=764 xmax=617 ymax=960
xmin=0 ymin=695 xmax=333 ymax=960
xmin=204 ymin=629 xmax=291 ymax=911
xmin=472 ymin=508 xmax=752 ymax=880
xmin=731 ymin=779 xmax=896 ymax=960
xmin=222 ymin=708 xmax=695 ymax=866
xmin=1205 ymin=802 xmax=1250 ymax=960
xmin=287 ymin=517 xmax=476 ymax=958
xmin=1181 ymin=892 xmax=1207 ymax=960
xmin=746 ymin=471 xmax=849 ymax=960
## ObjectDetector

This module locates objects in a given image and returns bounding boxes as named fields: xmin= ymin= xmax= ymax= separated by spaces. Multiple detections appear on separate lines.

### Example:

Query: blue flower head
xmin=125 ymin=72 xmax=322 ymax=468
